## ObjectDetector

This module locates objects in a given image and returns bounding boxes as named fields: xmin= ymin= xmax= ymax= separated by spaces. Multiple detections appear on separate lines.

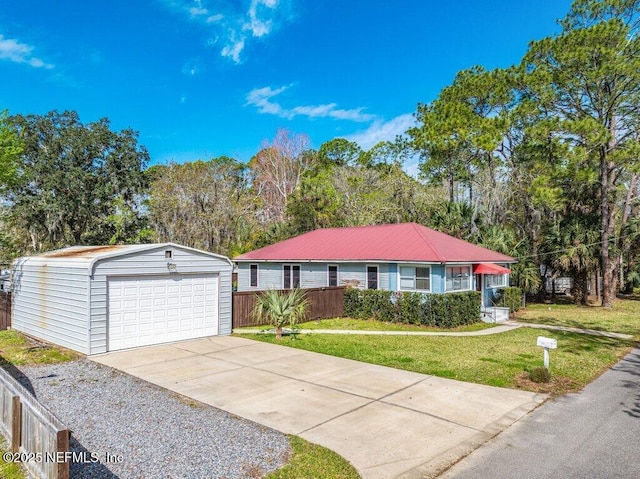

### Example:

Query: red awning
xmin=473 ymin=263 xmax=511 ymax=275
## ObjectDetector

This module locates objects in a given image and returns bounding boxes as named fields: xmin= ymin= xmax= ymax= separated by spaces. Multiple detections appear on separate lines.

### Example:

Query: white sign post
xmin=537 ymin=336 xmax=557 ymax=369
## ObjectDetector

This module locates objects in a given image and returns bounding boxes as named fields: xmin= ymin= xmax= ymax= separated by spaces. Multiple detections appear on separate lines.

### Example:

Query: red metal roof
xmin=235 ymin=223 xmax=515 ymax=263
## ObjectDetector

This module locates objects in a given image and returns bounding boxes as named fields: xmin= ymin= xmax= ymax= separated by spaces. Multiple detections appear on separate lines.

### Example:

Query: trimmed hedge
xmin=344 ymin=289 xmax=481 ymax=328
xmin=495 ymin=287 xmax=523 ymax=313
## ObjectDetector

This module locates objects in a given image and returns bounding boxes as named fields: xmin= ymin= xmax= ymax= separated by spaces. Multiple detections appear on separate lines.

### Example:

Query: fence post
xmin=56 ymin=430 xmax=70 ymax=479
xmin=11 ymin=395 xmax=20 ymax=453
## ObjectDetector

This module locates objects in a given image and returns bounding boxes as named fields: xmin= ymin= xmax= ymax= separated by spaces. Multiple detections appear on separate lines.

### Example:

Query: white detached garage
xmin=11 ymin=243 xmax=233 ymax=354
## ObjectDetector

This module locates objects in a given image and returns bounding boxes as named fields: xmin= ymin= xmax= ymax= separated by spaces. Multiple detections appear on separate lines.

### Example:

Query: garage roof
xmin=15 ymin=243 xmax=232 ymax=271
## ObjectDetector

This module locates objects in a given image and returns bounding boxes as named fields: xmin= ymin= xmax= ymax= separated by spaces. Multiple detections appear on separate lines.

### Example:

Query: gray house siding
xmin=300 ymin=263 xmax=329 ymax=288
xmin=90 ymin=246 xmax=232 ymax=354
xmin=236 ymin=262 xmax=392 ymax=292
xmin=237 ymin=260 xmax=511 ymax=315
xmin=12 ymin=262 xmax=90 ymax=354
xmin=238 ymin=263 xmax=282 ymax=290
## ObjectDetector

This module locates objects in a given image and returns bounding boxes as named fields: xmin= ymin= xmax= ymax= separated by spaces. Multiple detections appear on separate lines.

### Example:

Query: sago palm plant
xmin=252 ymin=288 xmax=309 ymax=339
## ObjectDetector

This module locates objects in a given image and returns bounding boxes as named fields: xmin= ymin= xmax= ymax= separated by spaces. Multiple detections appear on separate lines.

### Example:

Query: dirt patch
xmin=514 ymin=372 xmax=578 ymax=397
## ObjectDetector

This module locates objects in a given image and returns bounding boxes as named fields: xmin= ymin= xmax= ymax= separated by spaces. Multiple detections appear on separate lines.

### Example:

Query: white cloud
xmin=220 ymin=33 xmax=245 ymax=63
xmin=0 ymin=34 xmax=53 ymax=69
xmin=189 ymin=6 xmax=208 ymax=16
xmin=246 ymin=84 xmax=375 ymax=122
xmin=347 ymin=113 xmax=420 ymax=177
xmin=246 ymin=85 xmax=289 ymax=115
xmin=244 ymin=0 xmax=276 ymax=37
xmin=206 ymin=14 xmax=224 ymax=23
xmin=346 ymin=113 xmax=416 ymax=150
xmin=163 ymin=0 xmax=288 ymax=64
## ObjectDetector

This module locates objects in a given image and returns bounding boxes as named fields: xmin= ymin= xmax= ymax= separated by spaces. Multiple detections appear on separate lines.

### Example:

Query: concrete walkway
xmin=233 ymin=323 xmax=521 ymax=336
xmin=233 ymin=321 xmax=633 ymax=339
xmin=504 ymin=320 xmax=634 ymax=340
xmin=92 ymin=336 xmax=546 ymax=479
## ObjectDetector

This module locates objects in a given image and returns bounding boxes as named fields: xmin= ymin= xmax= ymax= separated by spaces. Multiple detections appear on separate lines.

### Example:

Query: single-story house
xmin=12 ymin=243 xmax=232 ymax=354
xmin=234 ymin=222 xmax=515 ymax=313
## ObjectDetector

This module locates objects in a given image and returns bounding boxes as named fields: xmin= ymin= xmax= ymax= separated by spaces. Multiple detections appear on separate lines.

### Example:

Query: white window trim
xmin=366 ymin=264 xmax=379 ymax=290
xmin=445 ymin=265 xmax=472 ymax=292
xmin=398 ymin=264 xmax=431 ymax=292
xmin=485 ymin=273 xmax=508 ymax=289
xmin=327 ymin=264 xmax=339 ymax=287
xmin=249 ymin=263 xmax=259 ymax=288
xmin=283 ymin=264 xmax=301 ymax=289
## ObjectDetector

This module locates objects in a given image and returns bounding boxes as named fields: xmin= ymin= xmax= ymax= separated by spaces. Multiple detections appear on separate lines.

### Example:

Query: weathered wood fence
xmin=232 ymin=287 xmax=345 ymax=328
xmin=0 ymin=366 xmax=69 ymax=479
xmin=0 ymin=292 xmax=10 ymax=331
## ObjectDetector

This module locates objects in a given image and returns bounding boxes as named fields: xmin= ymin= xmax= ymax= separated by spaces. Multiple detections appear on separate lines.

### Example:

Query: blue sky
xmin=1 ymin=0 xmax=572 ymax=168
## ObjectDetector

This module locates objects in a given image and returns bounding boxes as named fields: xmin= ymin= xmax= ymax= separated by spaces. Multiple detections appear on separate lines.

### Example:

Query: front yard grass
xmin=245 ymin=327 xmax=634 ymax=396
xmin=293 ymin=317 xmax=495 ymax=332
xmin=0 ymin=330 xmax=79 ymax=368
xmin=266 ymin=436 xmax=359 ymax=479
xmin=235 ymin=317 xmax=496 ymax=333
xmin=516 ymin=297 xmax=640 ymax=338
xmin=0 ymin=437 xmax=25 ymax=479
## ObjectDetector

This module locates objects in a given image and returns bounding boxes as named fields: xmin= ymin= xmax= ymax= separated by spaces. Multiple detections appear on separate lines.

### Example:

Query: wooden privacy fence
xmin=0 ymin=366 xmax=69 ymax=479
xmin=0 ymin=292 xmax=10 ymax=331
xmin=233 ymin=287 xmax=345 ymax=328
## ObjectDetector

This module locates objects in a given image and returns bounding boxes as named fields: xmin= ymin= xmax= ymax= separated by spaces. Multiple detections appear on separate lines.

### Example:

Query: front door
xmin=475 ymin=274 xmax=483 ymax=307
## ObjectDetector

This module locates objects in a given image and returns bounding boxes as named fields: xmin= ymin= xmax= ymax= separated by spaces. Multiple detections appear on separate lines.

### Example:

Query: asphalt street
xmin=441 ymin=347 xmax=640 ymax=479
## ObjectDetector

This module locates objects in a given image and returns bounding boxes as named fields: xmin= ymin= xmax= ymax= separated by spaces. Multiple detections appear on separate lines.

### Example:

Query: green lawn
xmin=0 ymin=330 xmax=79 ymax=367
xmin=235 ymin=317 xmax=496 ymax=333
xmin=516 ymin=297 xmax=640 ymax=338
xmin=0 ymin=438 xmax=25 ymax=479
xmin=244 ymin=327 xmax=633 ymax=396
xmin=295 ymin=317 xmax=495 ymax=332
xmin=266 ymin=436 xmax=359 ymax=479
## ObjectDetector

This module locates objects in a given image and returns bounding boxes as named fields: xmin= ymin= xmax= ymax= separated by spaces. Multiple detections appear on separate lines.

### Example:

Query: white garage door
xmin=108 ymin=274 xmax=219 ymax=351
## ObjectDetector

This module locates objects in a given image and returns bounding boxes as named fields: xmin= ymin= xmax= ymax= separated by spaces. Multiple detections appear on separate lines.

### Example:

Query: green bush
xmin=344 ymin=289 xmax=398 ymax=320
xmin=529 ymin=366 xmax=550 ymax=383
xmin=496 ymin=287 xmax=523 ymax=313
xmin=344 ymin=289 xmax=481 ymax=328
xmin=343 ymin=288 xmax=362 ymax=318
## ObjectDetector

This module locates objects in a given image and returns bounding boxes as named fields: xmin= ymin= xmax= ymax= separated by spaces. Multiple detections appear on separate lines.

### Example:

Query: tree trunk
xmin=590 ymin=270 xmax=600 ymax=302
xmin=600 ymin=146 xmax=618 ymax=308
xmin=618 ymin=173 xmax=638 ymax=294
xmin=448 ymin=169 xmax=455 ymax=203
xmin=275 ymin=326 xmax=283 ymax=340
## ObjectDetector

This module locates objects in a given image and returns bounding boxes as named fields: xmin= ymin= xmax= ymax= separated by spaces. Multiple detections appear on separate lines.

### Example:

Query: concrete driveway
xmin=92 ymin=336 xmax=545 ymax=479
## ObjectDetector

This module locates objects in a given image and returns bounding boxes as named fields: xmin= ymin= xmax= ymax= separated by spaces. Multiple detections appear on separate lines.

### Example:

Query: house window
xmin=446 ymin=266 xmax=471 ymax=292
xmin=367 ymin=266 xmax=378 ymax=290
xmin=399 ymin=266 xmax=431 ymax=291
xmin=283 ymin=265 xmax=300 ymax=289
xmin=328 ymin=265 xmax=338 ymax=287
xmin=250 ymin=264 xmax=258 ymax=288
xmin=165 ymin=250 xmax=172 ymax=259
xmin=486 ymin=274 xmax=507 ymax=288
